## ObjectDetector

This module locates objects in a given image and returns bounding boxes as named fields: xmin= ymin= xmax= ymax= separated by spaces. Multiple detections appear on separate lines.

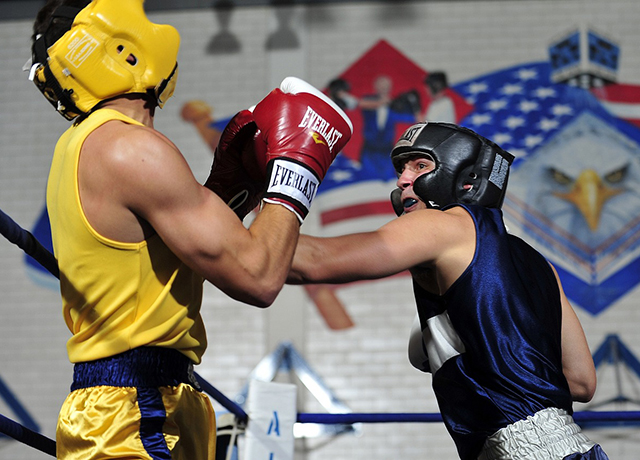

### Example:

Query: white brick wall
xmin=1 ymin=1 xmax=639 ymax=459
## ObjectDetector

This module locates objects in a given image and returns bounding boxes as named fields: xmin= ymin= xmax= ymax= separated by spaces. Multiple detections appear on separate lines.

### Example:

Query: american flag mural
xmin=316 ymin=41 xmax=640 ymax=317
xmin=25 ymin=38 xmax=640 ymax=319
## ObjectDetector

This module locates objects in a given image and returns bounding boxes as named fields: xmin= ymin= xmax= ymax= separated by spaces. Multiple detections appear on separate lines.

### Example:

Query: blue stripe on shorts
xmin=137 ymin=387 xmax=171 ymax=460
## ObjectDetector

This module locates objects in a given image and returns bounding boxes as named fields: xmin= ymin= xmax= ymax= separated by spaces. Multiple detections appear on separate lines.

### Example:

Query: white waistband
xmin=478 ymin=408 xmax=595 ymax=460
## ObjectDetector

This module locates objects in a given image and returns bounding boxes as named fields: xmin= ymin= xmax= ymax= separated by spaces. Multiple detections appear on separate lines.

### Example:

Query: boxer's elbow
xmin=568 ymin=372 xmax=597 ymax=403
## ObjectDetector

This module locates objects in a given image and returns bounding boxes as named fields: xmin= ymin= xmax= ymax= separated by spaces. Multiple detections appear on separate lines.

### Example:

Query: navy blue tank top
xmin=414 ymin=204 xmax=573 ymax=460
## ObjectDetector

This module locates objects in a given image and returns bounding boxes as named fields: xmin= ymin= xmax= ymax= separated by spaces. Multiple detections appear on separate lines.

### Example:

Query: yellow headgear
xmin=31 ymin=0 xmax=180 ymax=120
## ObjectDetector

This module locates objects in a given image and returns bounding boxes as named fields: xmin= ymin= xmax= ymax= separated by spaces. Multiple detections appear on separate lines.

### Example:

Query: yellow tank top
xmin=47 ymin=109 xmax=206 ymax=364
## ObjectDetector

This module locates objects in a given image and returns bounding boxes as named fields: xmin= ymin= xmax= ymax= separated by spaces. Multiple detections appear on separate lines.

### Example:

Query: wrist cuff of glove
xmin=263 ymin=158 xmax=321 ymax=223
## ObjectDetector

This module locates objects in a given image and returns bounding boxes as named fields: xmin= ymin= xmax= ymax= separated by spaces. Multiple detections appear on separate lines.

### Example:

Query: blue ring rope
xmin=0 ymin=413 xmax=56 ymax=456
xmin=3 ymin=408 xmax=640 ymax=457
xmin=195 ymin=373 xmax=249 ymax=423
xmin=0 ymin=208 xmax=59 ymax=278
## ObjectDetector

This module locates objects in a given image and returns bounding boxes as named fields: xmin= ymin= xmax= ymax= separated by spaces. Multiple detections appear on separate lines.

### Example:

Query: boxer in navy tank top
xmin=289 ymin=122 xmax=609 ymax=459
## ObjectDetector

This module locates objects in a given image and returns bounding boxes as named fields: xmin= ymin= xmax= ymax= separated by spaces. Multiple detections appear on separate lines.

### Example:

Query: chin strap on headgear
xmin=390 ymin=122 xmax=515 ymax=214
xmin=28 ymin=0 xmax=180 ymax=121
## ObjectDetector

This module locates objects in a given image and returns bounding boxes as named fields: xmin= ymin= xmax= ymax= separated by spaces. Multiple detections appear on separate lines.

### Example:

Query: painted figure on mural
xmin=327 ymin=74 xmax=419 ymax=180
xmin=422 ymin=71 xmax=456 ymax=123
xmin=27 ymin=0 xmax=352 ymax=457
xmin=181 ymin=99 xmax=223 ymax=154
xmin=288 ymin=121 xmax=609 ymax=460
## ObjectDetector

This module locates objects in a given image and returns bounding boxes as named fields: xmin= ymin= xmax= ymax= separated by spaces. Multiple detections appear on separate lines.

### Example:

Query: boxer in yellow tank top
xmin=29 ymin=1 xmax=352 ymax=459
xmin=49 ymin=108 xmax=215 ymax=459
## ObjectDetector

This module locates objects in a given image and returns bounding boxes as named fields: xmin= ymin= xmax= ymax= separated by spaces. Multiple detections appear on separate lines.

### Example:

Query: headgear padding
xmin=31 ymin=0 xmax=180 ymax=120
xmin=390 ymin=122 xmax=514 ymax=211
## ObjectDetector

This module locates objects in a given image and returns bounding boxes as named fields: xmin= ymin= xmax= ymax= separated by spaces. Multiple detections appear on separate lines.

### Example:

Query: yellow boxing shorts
xmin=56 ymin=348 xmax=216 ymax=460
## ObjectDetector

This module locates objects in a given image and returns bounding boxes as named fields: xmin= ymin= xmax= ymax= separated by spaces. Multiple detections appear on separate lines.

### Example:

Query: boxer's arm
xmin=105 ymin=78 xmax=351 ymax=306
xmin=289 ymin=207 xmax=473 ymax=284
xmin=288 ymin=232 xmax=399 ymax=284
xmin=550 ymin=264 xmax=597 ymax=402
xmin=113 ymin=126 xmax=299 ymax=307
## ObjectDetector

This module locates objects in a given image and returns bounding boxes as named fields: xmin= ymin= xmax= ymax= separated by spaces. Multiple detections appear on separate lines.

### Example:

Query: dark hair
xmin=32 ymin=0 xmax=90 ymax=52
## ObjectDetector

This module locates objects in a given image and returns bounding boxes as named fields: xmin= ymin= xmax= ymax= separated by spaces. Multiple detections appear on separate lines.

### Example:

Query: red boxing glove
xmin=204 ymin=109 xmax=267 ymax=220
xmin=252 ymin=77 xmax=353 ymax=222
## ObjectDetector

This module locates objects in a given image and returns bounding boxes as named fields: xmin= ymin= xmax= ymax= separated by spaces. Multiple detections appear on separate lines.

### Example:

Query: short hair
xmin=425 ymin=72 xmax=448 ymax=94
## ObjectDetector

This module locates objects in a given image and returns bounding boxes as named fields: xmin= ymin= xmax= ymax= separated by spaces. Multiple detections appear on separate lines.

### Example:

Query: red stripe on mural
xmin=592 ymin=84 xmax=640 ymax=103
xmin=321 ymin=201 xmax=394 ymax=226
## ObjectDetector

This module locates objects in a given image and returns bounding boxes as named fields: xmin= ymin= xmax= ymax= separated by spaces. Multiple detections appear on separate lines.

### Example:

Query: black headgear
xmin=390 ymin=122 xmax=514 ymax=215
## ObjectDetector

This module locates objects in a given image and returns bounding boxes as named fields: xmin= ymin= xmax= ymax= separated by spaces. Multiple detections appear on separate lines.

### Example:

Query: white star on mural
xmin=493 ymin=133 xmax=513 ymax=145
xmin=538 ymin=118 xmax=560 ymax=131
xmin=329 ymin=169 xmax=354 ymax=183
xmin=504 ymin=116 xmax=526 ymax=129
xmin=487 ymin=99 xmax=509 ymax=111
xmin=524 ymin=134 xmax=544 ymax=148
xmin=515 ymin=68 xmax=538 ymax=81
xmin=468 ymin=113 xmax=493 ymax=126
xmin=466 ymin=81 xmax=489 ymax=95
xmin=501 ymin=84 xmax=523 ymax=96
xmin=519 ymin=100 xmax=540 ymax=113
xmin=534 ymin=87 xmax=556 ymax=99
xmin=552 ymin=104 xmax=573 ymax=116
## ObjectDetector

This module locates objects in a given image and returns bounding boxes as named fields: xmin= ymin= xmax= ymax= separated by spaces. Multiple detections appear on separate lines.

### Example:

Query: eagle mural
xmin=453 ymin=62 xmax=640 ymax=315
xmin=508 ymin=112 xmax=640 ymax=250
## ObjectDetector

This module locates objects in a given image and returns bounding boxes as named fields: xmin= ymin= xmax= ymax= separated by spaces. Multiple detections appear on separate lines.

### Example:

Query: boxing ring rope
xmin=0 ymin=414 xmax=56 ymax=456
xmin=3 ymin=407 xmax=640 ymax=458
xmin=0 ymin=208 xmax=58 ymax=279
xmin=2 ymin=207 xmax=640 ymax=456
xmin=297 ymin=411 xmax=640 ymax=426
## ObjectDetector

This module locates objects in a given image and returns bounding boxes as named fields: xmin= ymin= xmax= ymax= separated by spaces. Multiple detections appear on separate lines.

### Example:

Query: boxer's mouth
xmin=403 ymin=198 xmax=418 ymax=210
